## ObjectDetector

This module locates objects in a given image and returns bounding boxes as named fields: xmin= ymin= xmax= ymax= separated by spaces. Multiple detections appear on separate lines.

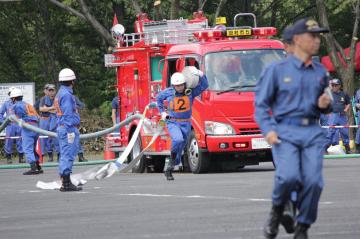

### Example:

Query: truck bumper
xmin=205 ymin=134 xmax=271 ymax=152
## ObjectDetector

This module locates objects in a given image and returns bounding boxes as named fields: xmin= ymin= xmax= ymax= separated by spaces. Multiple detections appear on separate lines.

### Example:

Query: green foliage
xmin=0 ymin=0 xmax=358 ymax=111
xmin=98 ymin=100 xmax=112 ymax=119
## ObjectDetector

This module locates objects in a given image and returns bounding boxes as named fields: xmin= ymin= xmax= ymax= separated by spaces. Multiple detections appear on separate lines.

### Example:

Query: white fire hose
xmin=36 ymin=103 xmax=165 ymax=190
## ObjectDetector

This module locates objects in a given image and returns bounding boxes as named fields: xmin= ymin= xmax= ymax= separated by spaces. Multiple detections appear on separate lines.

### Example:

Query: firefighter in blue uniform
xmin=11 ymin=88 xmax=43 ymax=175
xmin=54 ymin=68 xmax=82 ymax=191
xmin=325 ymin=78 xmax=352 ymax=153
xmin=157 ymin=66 xmax=208 ymax=180
xmin=354 ymin=88 xmax=360 ymax=152
xmin=39 ymin=84 xmax=59 ymax=162
xmin=255 ymin=18 xmax=331 ymax=239
xmin=0 ymin=87 xmax=24 ymax=164
xmin=111 ymin=96 xmax=120 ymax=125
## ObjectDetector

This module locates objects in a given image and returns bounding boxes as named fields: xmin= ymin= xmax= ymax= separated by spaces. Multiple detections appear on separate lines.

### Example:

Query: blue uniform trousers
xmin=167 ymin=120 xmax=191 ymax=165
xmin=271 ymin=124 xmax=325 ymax=225
xmin=355 ymin=114 xmax=360 ymax=144
xmin=4 ymin=123 xmax=23 ymax=154
xmin=22 ymin=127 xmax=39 ymax=163
xmin=57 ymin=126 xmax=79 ymax=176
xmin=78 ymin=142 xmax=83 ymax=153
xmin=39 ymin=116 xmax=59 ymax=154
xmin=326 ymin=112 xmax=349 ymax=146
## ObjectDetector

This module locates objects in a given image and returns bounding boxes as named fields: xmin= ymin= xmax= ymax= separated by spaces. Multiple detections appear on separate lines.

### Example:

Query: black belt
xmin=167 ymin=117 xmax=191 ymax=122
xmin=279 ymin=117 xmax=319 ymax=126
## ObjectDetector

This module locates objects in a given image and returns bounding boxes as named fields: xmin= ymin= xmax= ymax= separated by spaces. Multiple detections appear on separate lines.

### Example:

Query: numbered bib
xmin=26 ymin=104 xmax=39 ymax=117
xmin=54 ymin=98 xmax=63 ymax=116
xmin=170 ymin=96 xmax=190 ymax=113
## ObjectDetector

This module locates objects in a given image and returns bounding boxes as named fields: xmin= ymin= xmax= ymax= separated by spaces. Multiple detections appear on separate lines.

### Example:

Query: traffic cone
xmin=104 ymin=134 xmax=115 ymax=160
xmin=36 ymin=138 xmax=43 ymax=163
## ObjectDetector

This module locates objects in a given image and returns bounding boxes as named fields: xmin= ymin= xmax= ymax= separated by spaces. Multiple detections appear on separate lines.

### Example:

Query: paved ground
xmin=0 ymin=159 xmax=359 ymax=239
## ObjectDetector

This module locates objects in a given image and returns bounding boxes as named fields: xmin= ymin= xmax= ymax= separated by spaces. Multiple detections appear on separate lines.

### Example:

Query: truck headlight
xmin=205 ymin=121 xmax=235 ymax=135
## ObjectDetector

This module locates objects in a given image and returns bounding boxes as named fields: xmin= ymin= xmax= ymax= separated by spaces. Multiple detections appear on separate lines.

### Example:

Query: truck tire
xmin=129 ymin=134 xmax=146 ymax=173
xmin=186 ymin=131 xmax=210 ymax=174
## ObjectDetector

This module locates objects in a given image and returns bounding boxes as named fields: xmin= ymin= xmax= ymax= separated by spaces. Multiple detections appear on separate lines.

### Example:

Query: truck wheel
xmin=186 ymin=131 xmax=210 ymax=174
xmin=129 ymin=135 xmax=146 ymax=173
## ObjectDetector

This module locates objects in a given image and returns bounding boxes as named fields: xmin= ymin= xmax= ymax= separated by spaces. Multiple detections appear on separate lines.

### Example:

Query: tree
xmin=317 ymin=0 xmax=360 ymax=137
xmin=48 ymin=0 xmax=115 ymax=47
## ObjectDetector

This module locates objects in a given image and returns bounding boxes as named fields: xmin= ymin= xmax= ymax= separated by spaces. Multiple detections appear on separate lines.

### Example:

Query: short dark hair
xmin=60 ymin=80 xmax=74 ymax=86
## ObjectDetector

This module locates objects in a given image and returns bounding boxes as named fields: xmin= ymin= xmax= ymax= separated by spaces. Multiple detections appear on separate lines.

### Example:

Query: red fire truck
xmin=105 ymin=12 xmax=286 ymax=173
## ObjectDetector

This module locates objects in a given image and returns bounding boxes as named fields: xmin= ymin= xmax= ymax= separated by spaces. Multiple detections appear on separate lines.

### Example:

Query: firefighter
xmin=325 ymin=78 xmax=352 ymax=153
xmin=156 ymin=66 xmax=208 ymax=180
xmin=355 ymin=87 xmax=360 ymax=153
xmin=255 ymin=18 xmax=331 ymax=239
xmin=39 ymin=83 xmax=59 ymax=162
xmin=54 ymin=68 xmax=82 ymax=191
xmin=0 ymin=87 xmax=24 ymax=164
xmin=111 ymin=96 xmax=120 ymax=125
xmin=11 ymin=88 xmax=43 ymax=175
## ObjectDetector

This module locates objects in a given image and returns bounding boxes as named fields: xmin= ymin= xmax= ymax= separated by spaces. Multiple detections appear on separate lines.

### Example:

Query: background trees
xmin=0 ymin=0 xmax=359 ymax=113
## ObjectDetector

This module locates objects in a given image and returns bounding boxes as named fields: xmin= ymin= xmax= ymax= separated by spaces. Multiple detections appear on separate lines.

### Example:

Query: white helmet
xmin=171 ymin=72 xmax=186 ymax=86
xmin=59 ymin=68 xmax=76 ymax=82
xmin=7 ymin=86 xmax=16 ymax=96
xmin=9 ymin=88 xmax=23 ymax=98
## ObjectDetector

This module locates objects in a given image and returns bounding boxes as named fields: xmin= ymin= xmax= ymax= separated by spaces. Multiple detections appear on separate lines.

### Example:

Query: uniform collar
xmin=60 ymin=85 xmax=73 ymax=94
xmin=289 ymin=55 xmax=315 ymax=69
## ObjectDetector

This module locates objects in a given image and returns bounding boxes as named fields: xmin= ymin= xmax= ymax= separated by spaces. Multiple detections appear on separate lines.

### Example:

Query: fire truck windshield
xmin=205 ymin=49 xmax=285 ymax=92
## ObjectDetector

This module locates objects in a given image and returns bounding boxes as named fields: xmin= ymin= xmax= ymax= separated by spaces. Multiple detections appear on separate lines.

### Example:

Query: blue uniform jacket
xmin=157 ymin=75 xmax=208 ymax=119
xmin=54 ymin=85 xmax=80 ymax=131
xmin=0 ymin=100 xmax=14 ymax=124
xmin=255 ymin=55 xmax=330 ymax=136
xmin=13 ymin=101 xmax=39 ymax=123
xmin=39 ymin=96 xmax=56 ymax=117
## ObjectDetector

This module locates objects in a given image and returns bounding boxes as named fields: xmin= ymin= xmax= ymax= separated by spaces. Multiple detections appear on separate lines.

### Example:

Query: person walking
xmin=255 ymin=18 xmax=331 ymax=239
xmin=156 ymin=66 xmax=208 ymax=180
xmin=11 ymin=88 xmax=43 ymax=175
xmin=54 ymin=68 xmax=82 ymax=191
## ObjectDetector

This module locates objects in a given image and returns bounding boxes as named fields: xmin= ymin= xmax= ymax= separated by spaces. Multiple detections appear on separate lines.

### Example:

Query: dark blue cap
xmin=292 ymin=18 xmax=329 ymax=35
xmin=331 ymin=78 xmax=341 ymax=85
xmin=282 ymin=26 xmax=294 ymax=43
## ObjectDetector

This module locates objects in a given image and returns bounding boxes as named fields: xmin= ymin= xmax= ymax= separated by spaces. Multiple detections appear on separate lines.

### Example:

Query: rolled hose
xmin=7 ymin=114 xmax=143 ymax=140
xmin=0 ymin=117 xmax=11 ymax=133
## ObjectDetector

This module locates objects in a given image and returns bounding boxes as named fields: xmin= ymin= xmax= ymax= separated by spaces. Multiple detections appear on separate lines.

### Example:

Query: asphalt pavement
xmin=0 ymin=159 xmax=359 ymax=239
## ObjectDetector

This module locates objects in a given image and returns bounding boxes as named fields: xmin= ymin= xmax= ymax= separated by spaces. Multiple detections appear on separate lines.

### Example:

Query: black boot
xmin=164 ymin=152 xmax=176 ymax=180
xmin=23 ymin=162 xmax=40 ymax=175
xmin=78 ymin=153 xmax=88 ymax=162
xmin=294 ymin=223 xmax=309 ymax=239
xmin=18 ymin=153 xmax=25 ymax=163
xmin=6 ymin=154 xmax=12 ymax=164
xmin=281 ymin=200 xmax=296 ymax=234
xmin=344 ymin=145 xmax=352 ymax=154
xmin=263 ymin=204 xmax=284 ymax=239
xmin=356 ymin=144 xmax=360 ymax=153
xmin=164 ymin=168 xmax=174 ymax=180
xmin=60 ymin=175 xmax=82 ymax=192
xmin=36 ymin=161 xmax=44 ymax=174
xmin=48 ymin=152 xmax=54 ymax=162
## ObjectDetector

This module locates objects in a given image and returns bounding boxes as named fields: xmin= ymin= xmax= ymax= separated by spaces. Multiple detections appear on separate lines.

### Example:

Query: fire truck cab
xmin=105 ymin=12 xmax=286 ymax=173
